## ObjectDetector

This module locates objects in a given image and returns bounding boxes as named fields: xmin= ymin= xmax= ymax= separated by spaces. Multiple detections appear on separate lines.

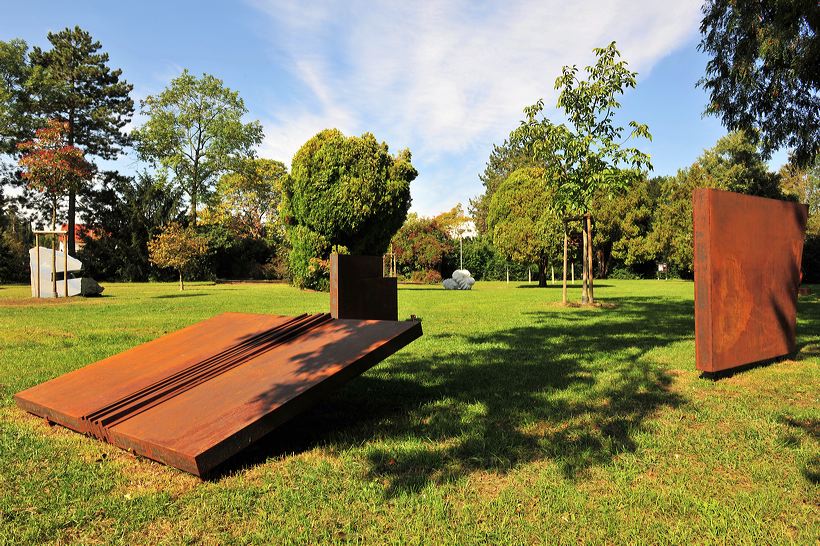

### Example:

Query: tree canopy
xmin=205 ymin=158 xmax=287 ymax=239
xmin=469 ymin=138 xmax=536 ymax=235
xmin=699 ymin=0 xmax=820 ymax=166
xmin=282 ymin=128 xmax=416 ymax=289
xmin=11 ymin=27 xmax=134 ymax=253
xmin=487 ymin=167 xmax=562 ymax=287
xmin=148 ymin=222 xmax=209 ymax=290
xmin=17 ymin=120 xmax=92 ymax=227
xmin=650 ymin=131 xmax=783 ymax=275
xmin=134 ymin=70 xmax=263 ymax=225
xmin=513 ymin=41 xmax=652 ymax=216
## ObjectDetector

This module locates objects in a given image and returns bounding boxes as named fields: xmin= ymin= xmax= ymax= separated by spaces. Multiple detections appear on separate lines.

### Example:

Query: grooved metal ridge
xmin=79 ymin=313 xmax=332 ymax=441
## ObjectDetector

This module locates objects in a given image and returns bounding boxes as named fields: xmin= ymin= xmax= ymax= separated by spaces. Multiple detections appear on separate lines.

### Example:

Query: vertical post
xmin=506 ymin=265 xmax=509 ymax=284
xmin=551 ymin=264 xmax=555 ymax=285
xmin=562 ymin=225 xmax=568 ymax=305
xmin=581 ymin=221 xmax=588 ymax=304
xmin=35 ymin=234 xmax=41 ymax=298
xmin=528 ymin=267 xmax=531 ymax=283
xmin=587 ymin=213 xmax=594 ymax=304
xmin=51 ymin=235 xmax=57 ymax=298
xmin=459 ymin=236 xmax=463 ymax=270
xmin=63 ymin=234 xmax=68 ymax=297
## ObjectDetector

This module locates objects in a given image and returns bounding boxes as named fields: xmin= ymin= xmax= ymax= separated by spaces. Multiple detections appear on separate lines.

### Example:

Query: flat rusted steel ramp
xmin=693 ymin=188 xmax=807 ymax=373
xmin=14 ymin=312 xmax=422 ymax=476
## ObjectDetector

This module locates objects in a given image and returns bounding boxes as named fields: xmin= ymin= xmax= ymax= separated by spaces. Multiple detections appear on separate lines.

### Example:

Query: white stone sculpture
xmin=443 ymin=269 xmax=476 ymax=290
xmin=29 ymin=246 xmax=83 ymax=298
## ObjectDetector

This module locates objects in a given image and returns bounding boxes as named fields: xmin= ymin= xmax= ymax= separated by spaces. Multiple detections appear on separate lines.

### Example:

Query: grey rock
xmin=80 ymin=277 xmax=105 ymax=297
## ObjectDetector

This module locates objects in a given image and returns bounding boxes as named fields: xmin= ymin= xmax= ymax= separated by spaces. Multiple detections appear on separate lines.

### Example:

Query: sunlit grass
xmin=1 ymin=280 xmax=817 ymax=544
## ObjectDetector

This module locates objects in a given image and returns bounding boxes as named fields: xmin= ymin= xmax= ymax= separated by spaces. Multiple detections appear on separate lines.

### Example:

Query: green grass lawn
xmin=0 ymin=280 xmax=817 ymax=544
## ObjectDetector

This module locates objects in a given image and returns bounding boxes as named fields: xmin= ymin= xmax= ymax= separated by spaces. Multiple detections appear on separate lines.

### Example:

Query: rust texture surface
xmin=693 ymin=188 xmax=808 ymax=373
xmin=330 ymin=253 xmax=398 ymax=321
xmin=15 ymin=255 xmax=421 ymax=476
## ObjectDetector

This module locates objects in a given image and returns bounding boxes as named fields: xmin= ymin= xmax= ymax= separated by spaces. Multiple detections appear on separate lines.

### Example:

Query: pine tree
xmin=28 ymin=26 xmax=134 ymax=254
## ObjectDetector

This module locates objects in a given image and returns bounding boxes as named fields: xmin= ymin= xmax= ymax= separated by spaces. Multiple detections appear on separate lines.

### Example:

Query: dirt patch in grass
xmin=550 ymin=301 xmax=618 ymax=309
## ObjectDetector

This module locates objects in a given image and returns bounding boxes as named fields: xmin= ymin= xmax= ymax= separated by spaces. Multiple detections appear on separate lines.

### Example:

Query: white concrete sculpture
xmin=443 ymin=269 xmax=476 ymax=290
xmin=29 ymin=246 xmax=82 ymax=298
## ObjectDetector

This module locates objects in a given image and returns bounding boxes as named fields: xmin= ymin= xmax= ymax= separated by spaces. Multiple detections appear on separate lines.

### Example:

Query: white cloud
xmin=247 ymin=0 xmax=703 ymax=215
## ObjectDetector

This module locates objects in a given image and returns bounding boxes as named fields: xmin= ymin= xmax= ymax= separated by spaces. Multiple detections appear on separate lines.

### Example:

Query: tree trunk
xmin=581 ymin=221 xmax=589 ymax=304
xmin=538 ymin=258 xmax=547 ymax=287
xmin=67 ymin=190 xmax=76 ymax=256
xmin=596 ymin=248 xmax=609 ymax=279
xmin=179 ymin=271 xmax=185 ymax=291
xmin=562 ymin=225 xmax=568 ymax=304
xmin=587 ymin=213 xmax=595 ymax=304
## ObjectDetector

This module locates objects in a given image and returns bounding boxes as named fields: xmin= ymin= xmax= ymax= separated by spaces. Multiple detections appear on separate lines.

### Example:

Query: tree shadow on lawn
xmin=214 ymin=296 xmax=693 ymax=494
xmin=152 ymin=292 xmax=210 ymax=299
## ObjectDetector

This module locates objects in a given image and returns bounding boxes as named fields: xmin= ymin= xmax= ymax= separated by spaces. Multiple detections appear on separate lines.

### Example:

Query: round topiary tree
xmin=282 ymin=129 xmax=417 ymax=289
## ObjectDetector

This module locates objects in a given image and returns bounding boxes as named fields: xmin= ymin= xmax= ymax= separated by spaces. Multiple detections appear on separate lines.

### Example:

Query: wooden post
xmin=581 ymin=222 xmax=588 ymax=304
xmin=528 ymin=266 xmax=531 ymax=283
xmin=506 ymin=265 xmax=509 ymax=284
xmin=551 ymin=264 xmax=555 ymax=285
xmin=587 ymin=213 xmax=594 ymax=304
xmin=572 ymin=261 xmax=575 ymax=284
xmin=51 ymin=235 xmax=57 ymax=298
xmin=63 ymin=234 xmax=68 ymax=297
xmin=562 ymin=225 xmax=568 ymax=304
xmin=35 ymin=234 xmax=40 ymax=298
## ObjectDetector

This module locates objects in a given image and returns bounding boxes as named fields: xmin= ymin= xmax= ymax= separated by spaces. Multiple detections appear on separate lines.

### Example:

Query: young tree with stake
xmin=513 ymin=42 xmax=652 ymax=305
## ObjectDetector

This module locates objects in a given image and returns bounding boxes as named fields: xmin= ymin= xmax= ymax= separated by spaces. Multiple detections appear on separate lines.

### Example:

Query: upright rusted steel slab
xmin=330 ymin=253 xmax=398 ymax=321
xmin=693 ymin=188 xmax=808 ymax=372
xmin=15 ymin=312 xmax=422 ymax=475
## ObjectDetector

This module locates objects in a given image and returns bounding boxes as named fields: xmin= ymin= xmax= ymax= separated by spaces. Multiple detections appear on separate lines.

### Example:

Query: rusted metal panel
xmin=330 ymin=253 xmax=398 ymax=321
xmin=14 ymin=254 xmax=421 ymax=476
xmin=693 ymin=188 xmax=808 ymax=373
xmin=15 ymin=312 xmax=422 ymax=475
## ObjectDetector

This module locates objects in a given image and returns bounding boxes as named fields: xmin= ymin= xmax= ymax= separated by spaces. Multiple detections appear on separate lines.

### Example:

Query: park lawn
xmin=0 ymin=280 xmax=817 ymax=544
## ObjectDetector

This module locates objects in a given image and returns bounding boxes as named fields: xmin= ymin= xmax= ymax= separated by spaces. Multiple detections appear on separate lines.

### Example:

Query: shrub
xmin=409 ymin=269 xmax=442 ymax=284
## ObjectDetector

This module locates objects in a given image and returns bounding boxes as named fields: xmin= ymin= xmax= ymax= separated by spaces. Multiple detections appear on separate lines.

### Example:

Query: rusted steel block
xmin=693 ymin=188 xmax=808 ymax=373
xmin=330 ymin=253 xmax=398 ymax=321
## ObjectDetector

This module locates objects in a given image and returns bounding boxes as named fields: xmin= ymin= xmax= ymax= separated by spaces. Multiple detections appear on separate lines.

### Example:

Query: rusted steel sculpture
xmin=15 ymin=254 xmax=421 ymax=476
xmin=330 ymin=254 xmax=398 ymax=320
xmin=693 ymin=188 xmax=808 ymax=373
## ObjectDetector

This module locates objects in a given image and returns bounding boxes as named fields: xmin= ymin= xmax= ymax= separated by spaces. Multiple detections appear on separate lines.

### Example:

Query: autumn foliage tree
xmin=148 ymin=222 xmax=209 ymax=290
xmin=17 ymin=119 xmax=92 ymax=230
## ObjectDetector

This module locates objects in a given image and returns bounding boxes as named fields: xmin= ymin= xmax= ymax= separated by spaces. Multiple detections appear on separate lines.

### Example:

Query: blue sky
xmin=2 ymin=0 xmax=789 ymax=217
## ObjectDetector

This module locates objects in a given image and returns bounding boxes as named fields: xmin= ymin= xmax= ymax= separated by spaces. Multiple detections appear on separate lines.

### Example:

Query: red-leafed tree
xmin=18 ymin=120 xmax=92 ymax=231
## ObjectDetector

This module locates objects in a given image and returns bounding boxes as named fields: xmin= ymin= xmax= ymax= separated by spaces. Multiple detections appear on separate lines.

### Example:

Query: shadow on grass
xmin=210 ymin=295 xmax=696 ymax=494
xmin=516 ymin=283 xmax=613 ymax=289
xmin=152 ymin=293 xmax=210 ymax=299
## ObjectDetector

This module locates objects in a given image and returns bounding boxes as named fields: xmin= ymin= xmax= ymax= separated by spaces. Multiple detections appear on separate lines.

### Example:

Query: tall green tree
xmin=206 ymin=158 xmax=287 ymax=239
xmin=282 ymin=129 xmax=416 ymax=290
xmin=487 ymin=167 xmax=563 ymax=287
xmin=0 ymin=39 xmax=34 ymax=157
xmin=699 ymin=0 xmax=820 ymax=166
xmin=134 ymin=70 xmax=263 ymax=225
xmin=650 ymin=131 xmax=783 ymax=276
xmin=513 ymin=42 xmax=652 ymax=303
xmin=591 ymin=176 xmax=663 ymax=278
xmin=469 ymin=138 xmax=536 ymax=234
xmin=27 ymin=26 xmax=134 ymax=254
